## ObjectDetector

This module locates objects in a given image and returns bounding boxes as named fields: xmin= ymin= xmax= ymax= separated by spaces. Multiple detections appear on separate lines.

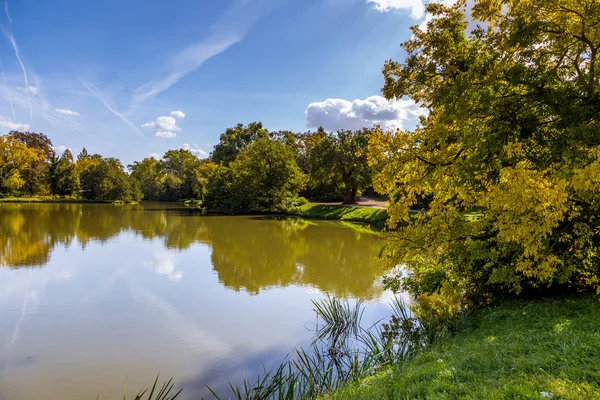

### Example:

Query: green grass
xmin=326 ymin=297 xmax=600 ymax=400
xmin=291 ymin=203 xmax=388 ymax=229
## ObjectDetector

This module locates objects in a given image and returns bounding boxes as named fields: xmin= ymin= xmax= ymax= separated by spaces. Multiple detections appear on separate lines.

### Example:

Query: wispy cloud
xmin=81 ymin=79 xmax=144 ymax=137
xmin=4 ymin=28 xmax=33 ymax=121
xmin=0 ymin=55 xmax=15 ymax=116
xmin=4 ymin=1 xmax=11 ymax=27
xmin=18 ymin=85 xmax=38 ymax=95
xmin=132 ymin=0 xmax=261 ymax=103
xmin=55 ymin=108 xmax=80 ymax=116
xmin=1 ymin=84 xmax=96 ymax=137
xmin=0 ymin=116 xmax=28 ymax=131
xmin=132 ymin=37 xmax=241 ymax=103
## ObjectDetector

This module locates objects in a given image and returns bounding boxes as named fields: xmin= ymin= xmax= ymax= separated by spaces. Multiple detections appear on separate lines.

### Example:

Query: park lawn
xmin=326 ymin=297 xmax=600 ymax=400
xmin=293 ymin=203 xmax=388 ymax=229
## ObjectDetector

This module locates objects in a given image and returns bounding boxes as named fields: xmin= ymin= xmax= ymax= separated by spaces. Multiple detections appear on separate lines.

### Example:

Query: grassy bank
xmin=291 ymin=203 xmax=387 ymax=229
xmin=327 ymin=297 xmax=600 ymax=400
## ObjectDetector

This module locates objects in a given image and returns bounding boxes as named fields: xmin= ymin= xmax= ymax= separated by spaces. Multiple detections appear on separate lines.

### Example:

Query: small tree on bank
xmin=206 ymin=138 xmax=307 ymax=213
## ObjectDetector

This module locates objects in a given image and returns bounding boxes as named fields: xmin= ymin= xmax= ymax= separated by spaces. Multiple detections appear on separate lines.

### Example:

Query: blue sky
xmin=0 ymin=0 xmax=435 ymax=163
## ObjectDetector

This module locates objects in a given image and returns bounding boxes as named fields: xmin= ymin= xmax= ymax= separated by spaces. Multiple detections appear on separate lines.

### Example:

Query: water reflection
xmin=0 ymin=203 xmax=384 ymax=298
xmin=0 ymin=203 xmax=389 ymax=400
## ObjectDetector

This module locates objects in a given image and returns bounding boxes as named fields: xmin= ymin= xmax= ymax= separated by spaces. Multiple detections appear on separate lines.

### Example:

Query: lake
xmin=0 ymin=203 xmax=391 ymax=399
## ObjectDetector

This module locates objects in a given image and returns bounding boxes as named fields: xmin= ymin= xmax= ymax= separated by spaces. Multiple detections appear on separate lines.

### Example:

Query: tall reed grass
xmin=125 ymin=295 xmax=465 ymax=400
xmin=206 ymin=295 xmax=459 ymax=399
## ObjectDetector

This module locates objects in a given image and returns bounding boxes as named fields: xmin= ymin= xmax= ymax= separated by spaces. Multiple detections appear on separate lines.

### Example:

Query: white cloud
xmin=149 ymin=152 xmax=161 ymax=159
xmin=0 ymin=116 xmax=30 ymax=131
xmin=305 ymin=95 xmax=425 ymax=132
xmin=141 ymin=115 xmax=181 ymax=131
xmin=18 ymin=85 xmax=38 ymax=95
xmin=52 ymin=145 xmax=77 ymax=155
xmin=55 ymin=108 xmax=80 ymax=116
xmin=157 ymin=116 xmax=180 ymax=131
xmin=156 ymin=130 xmax=177 ymax=138
xmin=366 ymin=0 xmax=462 ymax=23
xmin=182 ymin=143 xmax=208 ymax=159
xmin=367 ymin=0 xmax=425 ymax=18
xmin=170 ymin=110 xmax=185 ymax=119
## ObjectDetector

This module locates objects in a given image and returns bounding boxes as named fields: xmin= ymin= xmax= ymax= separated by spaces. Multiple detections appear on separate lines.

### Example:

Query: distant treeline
xmin=0 ymin=123 xmax=377 ymax=211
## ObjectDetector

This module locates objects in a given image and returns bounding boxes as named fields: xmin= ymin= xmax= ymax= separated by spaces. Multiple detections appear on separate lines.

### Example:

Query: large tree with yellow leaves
xmin=371 ymin=0 xmax=600 ymax=303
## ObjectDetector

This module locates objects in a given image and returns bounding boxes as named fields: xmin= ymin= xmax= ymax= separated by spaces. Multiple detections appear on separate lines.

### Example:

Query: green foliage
xmin=50 ymin=149 xmax=80 ymax=196
xmin=79 ymin=157 xmax=141 ymax=202
xmin=293 ymin=203 xmax=387 ymax=229
xmin=161 ymin=149 xmax=201 ymax=200
xmin=206 ymin=137 xmax=307 ymax=213
xmin=305 ymin=129 xmax=373 ymax=203
xmin=129 ymin=157 xmax=165 ymax=201
xmin=1 ymin=125 xmax=380 ymax=215
xmin=211 ymin=122 xmax=269 ymax=165
xmin=327 ymin=297 xmax=600 ymax=400
xmin=371 ymin=0 xmax=600 ymax=303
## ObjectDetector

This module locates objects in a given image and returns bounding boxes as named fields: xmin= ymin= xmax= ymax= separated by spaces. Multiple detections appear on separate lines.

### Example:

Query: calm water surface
xmin=0 ymin=203 xmax=391 ymax=399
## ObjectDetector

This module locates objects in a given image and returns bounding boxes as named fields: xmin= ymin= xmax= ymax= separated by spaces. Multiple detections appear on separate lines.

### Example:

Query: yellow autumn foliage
xmin=372 ymin=0 xmax=600 ymax=303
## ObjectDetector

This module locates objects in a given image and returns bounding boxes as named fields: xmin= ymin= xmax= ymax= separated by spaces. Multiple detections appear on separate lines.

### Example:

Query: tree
xmin=80 ymin=157 xmax=141 ymax=201
xmin=50 ymin=149 xmax=80 ymax=196
xmin=309 ymin=129 xmax=372 ymax=204
xmin=161 ymin=149 xmax=202 ymax=200
xmin=370 ymin=0 xmax=600 ymax=303
xmin=206 ymin=138 xmax=307 ymax=213
xmin=0 ymin=135 xmax=45 ymax=196
xmin=9 ymin=131 xmax=54 ymax=195
xmin=189 ymin=159 xmax=218 ymax=201
xmin=128 ymin=157 xmax=165 ymax=201
xmin=211 ymin=122 xmax=269 ymax=165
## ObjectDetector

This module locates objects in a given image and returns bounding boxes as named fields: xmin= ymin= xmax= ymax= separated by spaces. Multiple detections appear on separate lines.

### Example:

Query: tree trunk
xmin=342 ymin=186 xmax=357 ymax=204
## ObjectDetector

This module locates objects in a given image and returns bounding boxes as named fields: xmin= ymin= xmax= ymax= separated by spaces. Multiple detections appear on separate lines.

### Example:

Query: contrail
xmin=4 ymin=30 xmax=33 ymax=122
xmin=0 ymin=55 xmax=15 ymax=116
xmin=4 ymin=1 xmax=11 ymax=27
xmin=81 ymin=79 xmax=144 ymax=137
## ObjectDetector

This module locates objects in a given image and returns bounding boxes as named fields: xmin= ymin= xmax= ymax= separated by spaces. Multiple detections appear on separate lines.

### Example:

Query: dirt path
xmin=315 ymin=196 xmax=388 ymax=209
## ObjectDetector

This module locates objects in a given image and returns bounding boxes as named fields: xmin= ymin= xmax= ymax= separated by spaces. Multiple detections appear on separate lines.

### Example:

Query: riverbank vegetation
xmin=4 ymin=0 xmax=599 ymax=397
xmin=293 ymin=203 xmax=387 ymax=229
xmin=1 ymin=124 xmax=379 ymax=211
xmin=209 ymin=0 xmax=600 ymax=397
xmin=327 ymin=297 xmax=600 ymax=400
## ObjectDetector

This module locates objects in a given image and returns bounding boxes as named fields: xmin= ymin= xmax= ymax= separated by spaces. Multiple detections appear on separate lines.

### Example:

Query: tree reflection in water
xmin=0 ymin=203 xmax=385 ymax=299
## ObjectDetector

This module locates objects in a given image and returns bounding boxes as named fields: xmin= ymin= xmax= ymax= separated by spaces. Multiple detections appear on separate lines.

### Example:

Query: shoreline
xmin=0 ymin=198 xmax=389 ymax=228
